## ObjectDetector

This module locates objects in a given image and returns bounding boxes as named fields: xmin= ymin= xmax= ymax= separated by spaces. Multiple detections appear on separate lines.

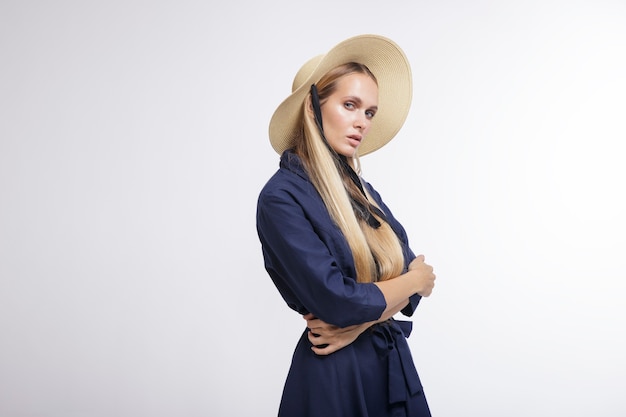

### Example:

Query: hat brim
xmin=268 ymin=34 xmax=413 ymax=156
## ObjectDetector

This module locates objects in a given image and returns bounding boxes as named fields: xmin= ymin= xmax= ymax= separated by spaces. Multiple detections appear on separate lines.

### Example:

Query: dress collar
xmin=279 ymin=149 xmax=309 ymax=181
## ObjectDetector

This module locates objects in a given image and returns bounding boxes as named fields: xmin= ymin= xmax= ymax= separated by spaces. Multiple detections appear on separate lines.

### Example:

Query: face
xmin=320 ymin=73 xmax=379 ymax=159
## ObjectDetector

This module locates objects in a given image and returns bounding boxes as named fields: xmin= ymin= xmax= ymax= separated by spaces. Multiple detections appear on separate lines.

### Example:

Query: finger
xmin=415 ymin=254 xmax=425 ymax=262
xmin=307 ymin=329 xmax=332 ymax=340
xmin=422 ymin=281 xmax=435 ymax=297
xmin=307 ymin=330 xmax=323 ymax=344
xmin=303 ymin=313 xmax=315 ymax=320
xmin=311 ymin=344 xmax=335 ymax=356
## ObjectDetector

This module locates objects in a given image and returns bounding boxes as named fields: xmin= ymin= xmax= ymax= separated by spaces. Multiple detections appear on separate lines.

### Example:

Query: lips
xmin=347 ymin=135 xmax=362 ymax=146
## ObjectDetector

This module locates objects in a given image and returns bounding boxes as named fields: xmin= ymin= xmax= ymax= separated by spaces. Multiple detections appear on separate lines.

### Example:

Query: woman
xmin=256 ymin=34 xmax=436 ymax=417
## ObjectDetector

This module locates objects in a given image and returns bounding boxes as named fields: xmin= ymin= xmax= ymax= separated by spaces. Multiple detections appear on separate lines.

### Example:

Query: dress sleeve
xmin=257 ymin=189 xmax=387 ymax=328
xmin=363 ymin=181 xmax=423 ymax=317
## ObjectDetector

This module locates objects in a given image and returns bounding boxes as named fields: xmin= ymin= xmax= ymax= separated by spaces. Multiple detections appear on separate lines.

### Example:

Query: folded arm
xmin=305 ymin=296 xmax=409 ymax=355
xmin=306 ymin=255 xmax=435 ymax=355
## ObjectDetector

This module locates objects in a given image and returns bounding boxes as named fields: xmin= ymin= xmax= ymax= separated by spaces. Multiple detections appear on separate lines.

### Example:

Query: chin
xmin=339 ymin=148 xmax=358 ymax=158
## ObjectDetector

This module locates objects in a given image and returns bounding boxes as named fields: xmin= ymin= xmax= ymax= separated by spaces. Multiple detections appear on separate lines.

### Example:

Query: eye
xmin=344 ymin=101 xmax=355 ymax=110
xmin=365 ymin=109 xmax=376 ymax=119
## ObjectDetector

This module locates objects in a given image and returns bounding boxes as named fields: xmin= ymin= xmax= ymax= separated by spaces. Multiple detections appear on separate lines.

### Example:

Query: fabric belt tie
xmin=371 ymin=319 xmax=423 ymax=406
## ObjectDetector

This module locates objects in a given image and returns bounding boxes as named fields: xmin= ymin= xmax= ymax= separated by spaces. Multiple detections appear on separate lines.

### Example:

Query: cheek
xmin=323 ymin=106 xmax=344 ymax=132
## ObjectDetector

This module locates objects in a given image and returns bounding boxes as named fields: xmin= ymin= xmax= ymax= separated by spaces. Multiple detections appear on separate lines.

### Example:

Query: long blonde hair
xmin=294 ymin=63 xmax=405 ymax=283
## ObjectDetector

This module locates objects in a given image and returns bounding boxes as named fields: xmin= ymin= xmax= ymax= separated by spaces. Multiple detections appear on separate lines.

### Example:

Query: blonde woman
xmin=257 ymin=34 xmax=436 ymax=417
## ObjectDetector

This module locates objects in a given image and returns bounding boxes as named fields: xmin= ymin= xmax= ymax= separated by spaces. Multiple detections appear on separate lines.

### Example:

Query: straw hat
xmin=268 ymin=34 xmax=413 ymax=156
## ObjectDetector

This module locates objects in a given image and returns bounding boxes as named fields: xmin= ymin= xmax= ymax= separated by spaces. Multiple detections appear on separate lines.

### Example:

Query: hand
xmin=408 ymin=254 xmax=436 ymax=297
xmin=303 ymin=313 xmax=370 ymax=356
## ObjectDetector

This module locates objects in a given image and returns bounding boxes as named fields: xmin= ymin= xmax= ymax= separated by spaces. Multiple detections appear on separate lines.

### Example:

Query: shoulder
xmin=258 ymin=151 xmax=315 ymax=202
xmin=361 ymin=177 xmax=410 ymax=237
xmin=258 ymin=165 xmax=310 ymax=204
xmin=361 ymin=178 xmax=385 ymax=205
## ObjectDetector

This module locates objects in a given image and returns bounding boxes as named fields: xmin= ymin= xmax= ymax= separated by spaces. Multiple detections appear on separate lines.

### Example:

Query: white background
xmin=1 ymin=1 xmax=625 ymax=416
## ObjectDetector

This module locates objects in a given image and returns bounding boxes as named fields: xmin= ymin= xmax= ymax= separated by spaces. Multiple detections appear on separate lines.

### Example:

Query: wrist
xmin=405 ymin=268 xmax=421 ymax=295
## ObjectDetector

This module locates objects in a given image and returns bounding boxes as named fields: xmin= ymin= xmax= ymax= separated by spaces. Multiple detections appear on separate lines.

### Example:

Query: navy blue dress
xmin=257 ymin=151 xmax=431 ymax=417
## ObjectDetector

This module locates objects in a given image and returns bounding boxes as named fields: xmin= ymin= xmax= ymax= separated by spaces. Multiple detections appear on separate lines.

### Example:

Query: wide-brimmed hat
xmin=268 ymin=34 xmax=413 ymax=156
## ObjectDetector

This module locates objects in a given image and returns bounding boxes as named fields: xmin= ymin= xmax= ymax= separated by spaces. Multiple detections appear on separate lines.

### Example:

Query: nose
xmin=354 ymin=112 xmax=369 ymax=131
